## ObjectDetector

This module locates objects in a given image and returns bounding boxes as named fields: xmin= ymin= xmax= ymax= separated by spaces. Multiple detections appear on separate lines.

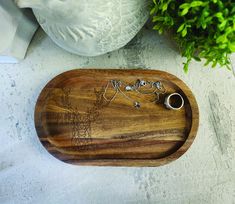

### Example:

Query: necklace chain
xmin=103 ymin=79 xmax=166 ymax=108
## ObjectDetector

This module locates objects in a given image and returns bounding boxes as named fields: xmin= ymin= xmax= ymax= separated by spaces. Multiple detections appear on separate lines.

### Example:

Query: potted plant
xmin=150 ymin=0 xmax=235 ymax=72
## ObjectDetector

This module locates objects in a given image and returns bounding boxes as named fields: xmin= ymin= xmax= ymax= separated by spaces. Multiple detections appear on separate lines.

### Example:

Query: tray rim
xmin=34 ymin=68 xmax=199 ymax=167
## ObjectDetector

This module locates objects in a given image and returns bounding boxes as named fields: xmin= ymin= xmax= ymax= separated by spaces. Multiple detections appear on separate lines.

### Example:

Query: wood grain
xmin=34 ymin=69 xmax=199 ymax=166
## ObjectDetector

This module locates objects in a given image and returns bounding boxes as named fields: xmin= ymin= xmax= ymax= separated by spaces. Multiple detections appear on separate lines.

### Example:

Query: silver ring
xmin=164 ymin=93 xmax=184 ymax=110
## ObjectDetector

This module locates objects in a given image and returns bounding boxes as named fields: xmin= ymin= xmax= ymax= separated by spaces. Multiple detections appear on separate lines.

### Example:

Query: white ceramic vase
xmin=16 ymin=0 xmax=150 ymax=56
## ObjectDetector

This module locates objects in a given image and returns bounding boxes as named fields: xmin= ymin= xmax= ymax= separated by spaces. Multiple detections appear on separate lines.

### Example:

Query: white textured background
xmin=0 ymin=28 xmax=235 ymax=204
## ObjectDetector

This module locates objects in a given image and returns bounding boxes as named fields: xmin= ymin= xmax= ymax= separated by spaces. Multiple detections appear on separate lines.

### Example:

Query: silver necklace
xmin=103 ymin=79 xmax=166 ymax=108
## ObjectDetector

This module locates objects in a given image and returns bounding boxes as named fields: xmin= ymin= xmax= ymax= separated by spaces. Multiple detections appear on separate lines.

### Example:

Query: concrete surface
xmin=0 ymin=27 xmax=235 ymax=204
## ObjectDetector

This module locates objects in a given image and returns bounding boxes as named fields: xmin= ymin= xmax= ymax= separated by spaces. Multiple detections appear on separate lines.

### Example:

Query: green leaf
xmin=179 ymin=3 xmax=190 ymax=9
xmin=177 ymin=24 xmax=185 ymax=33
xmin=225 ymin=27 xmax=233 ymax=35
xmin=223 ymin=8 xmax=229 ymax=16
xmin=152 ymin=16 xmax=164 ymax=22
xmin=158 ymin=28 xmax=164 ymax=34
xmin=228 ymin=42 xmax=235 ymax=51
xmin=212 ymin=61 xmax=217 ymax=68
xmin=153 ymin=24 xmax=161 ymax=30
xmin=181 ymin=27 xmax=187 ymax=37
xmin=183 ymin=62 xmax=189 ymax=73
xmin=215 ymin=12 xmax=224 ymax=21
xmin=162 ymin=3 xmax=168 ymax=12
xmin=193 ymin=56 xmax=201 ymax=61
xmin=201 ymin=22 xmax=207 ymax=29
xmin=204 ymin=60 xmax=210 ymax=66
xmin=226 ymin=64 xmax=232 ymax=70
xmin=190 ymin=1 xmax=204 ymax=7
xmin=203 ymin=10 xmax=209 ymax=17
xmin=216 ymin=35 xmax=227 ymax=44
xmin=180 ymin=8 xmax=189 ymax=16
xmin=219 ymin=44 xmax=227 ymax=49
xmin=150 ymin=7 xmax=156 ymax=15
xmin=218 ymin=20 xmax=227 ymax=31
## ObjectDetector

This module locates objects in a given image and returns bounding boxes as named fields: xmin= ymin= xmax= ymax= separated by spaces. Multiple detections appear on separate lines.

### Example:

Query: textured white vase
xmin=0 ymin=0 xmax=38 ymax=63
xmin=16 ymin=0 xmax=150 ymax=56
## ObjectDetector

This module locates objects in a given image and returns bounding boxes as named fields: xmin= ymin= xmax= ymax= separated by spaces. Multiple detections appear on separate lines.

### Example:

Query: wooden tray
xmin=35 ymin=69 xmax=199 ymax=166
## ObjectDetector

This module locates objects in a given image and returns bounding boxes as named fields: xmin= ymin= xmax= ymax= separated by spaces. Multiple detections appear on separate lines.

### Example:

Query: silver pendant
xmin=134 ymin=101 xmax=141 ymax=109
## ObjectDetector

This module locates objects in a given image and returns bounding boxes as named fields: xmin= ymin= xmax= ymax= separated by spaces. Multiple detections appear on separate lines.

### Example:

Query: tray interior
xmin=35 ymin=69 xmax=198 ymax=166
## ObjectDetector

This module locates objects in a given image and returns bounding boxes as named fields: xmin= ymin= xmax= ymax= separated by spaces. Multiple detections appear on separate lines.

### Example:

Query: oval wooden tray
xmin=35 ymin=69 xmax=199 ymax=167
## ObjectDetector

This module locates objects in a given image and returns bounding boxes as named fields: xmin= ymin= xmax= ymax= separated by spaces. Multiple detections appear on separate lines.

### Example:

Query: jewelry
xmin=164 ymin=93 xmax=184 ymax=110
xmin=103 ymin=79 xmax=166 ymax=108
